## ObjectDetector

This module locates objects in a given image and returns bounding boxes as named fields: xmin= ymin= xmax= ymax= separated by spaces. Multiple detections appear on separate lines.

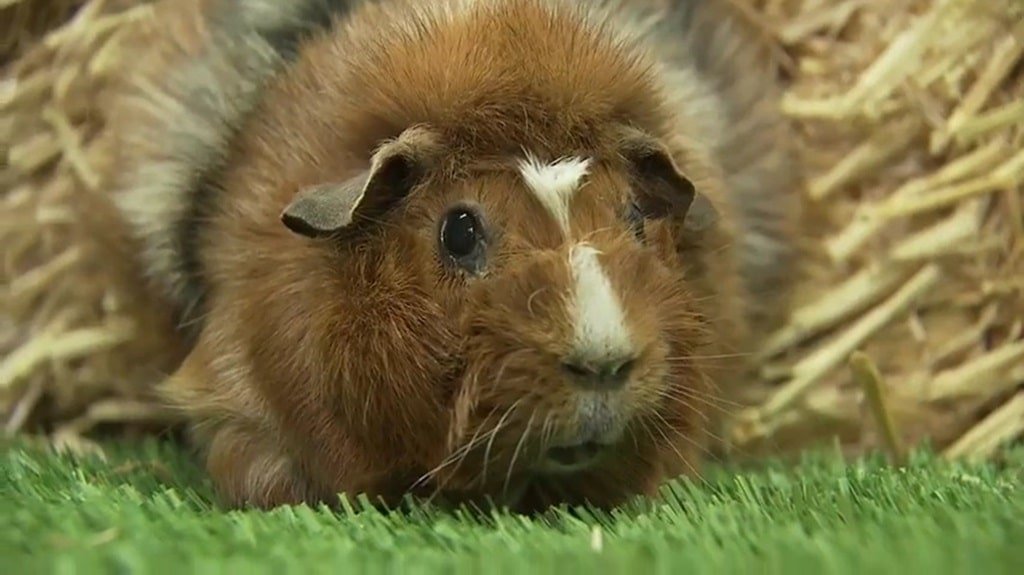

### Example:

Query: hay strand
xmin=942 ymin=392 xmax=1024 ymax=461
xmin=753 ymin=264 xmax=942 ymax=421
xmin=849 ymin=351 xmax=905 ymax=465
xmin=0 ymin=319 xmax=135 ymax=396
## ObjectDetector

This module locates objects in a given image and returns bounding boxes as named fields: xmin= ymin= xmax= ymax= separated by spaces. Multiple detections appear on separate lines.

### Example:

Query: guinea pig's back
xmin=110 ymin=0 xmax=800 ymax=337
xmin=626 ymin=0 xmax=803 ymax=334
xmin=108 ymin=0 xmax=360 ymax=323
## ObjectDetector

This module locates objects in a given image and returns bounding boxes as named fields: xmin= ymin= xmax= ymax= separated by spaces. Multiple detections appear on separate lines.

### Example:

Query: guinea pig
xmin=109 ymin=0 xmax=801 ymax=512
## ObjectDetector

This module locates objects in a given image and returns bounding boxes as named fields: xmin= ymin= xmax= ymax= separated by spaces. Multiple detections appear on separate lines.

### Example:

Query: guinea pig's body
xmin=111 ymin=0 xmax=801 ymax=511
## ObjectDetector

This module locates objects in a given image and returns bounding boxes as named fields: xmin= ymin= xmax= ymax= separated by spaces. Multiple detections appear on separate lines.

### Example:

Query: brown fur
xmin=114 ymin=0 xmax=801 ymax=512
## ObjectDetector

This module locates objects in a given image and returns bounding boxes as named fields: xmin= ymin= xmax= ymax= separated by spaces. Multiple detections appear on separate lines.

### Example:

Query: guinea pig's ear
xmin=281 ymin=126 xmax=441 ymax=238
xmin=618 ymin=130 xmax=718 ymax=233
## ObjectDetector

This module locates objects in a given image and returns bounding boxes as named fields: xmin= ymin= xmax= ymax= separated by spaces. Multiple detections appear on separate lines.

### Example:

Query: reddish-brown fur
xmin=126 ymin=0 xmax=792 ymax=512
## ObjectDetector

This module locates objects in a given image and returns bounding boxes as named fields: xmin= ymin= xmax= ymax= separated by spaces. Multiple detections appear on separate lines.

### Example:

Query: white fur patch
xmin=568 ymin=244 xmax=632 ymax=361
xmin=517 ymin=153 xmax=591 ymax=234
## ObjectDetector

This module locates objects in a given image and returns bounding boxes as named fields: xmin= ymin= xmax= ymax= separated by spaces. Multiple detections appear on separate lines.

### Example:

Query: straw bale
xmin=1 ymin=1 xmax=82 ymax=66
xmin=730 ymin=0 xmax=1024 ymax=462
xmin=1 ymin=0 xmax=1022 ymax=463
xmin=1 ymin=0 xmax=186 ymax=444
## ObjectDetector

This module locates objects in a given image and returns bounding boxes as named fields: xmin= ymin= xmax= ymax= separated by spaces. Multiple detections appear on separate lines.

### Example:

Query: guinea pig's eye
xmin=626 ymin=201 xmax=646 ymax=242
xmin=439 ymin=206 xmax=486 ymax=273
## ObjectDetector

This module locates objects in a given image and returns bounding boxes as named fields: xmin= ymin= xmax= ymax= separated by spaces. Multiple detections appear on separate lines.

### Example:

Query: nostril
xmin=561 ymin=361 xmax=593 ymax=378
xmin=610 ymin=358 xmax=636 ymax=378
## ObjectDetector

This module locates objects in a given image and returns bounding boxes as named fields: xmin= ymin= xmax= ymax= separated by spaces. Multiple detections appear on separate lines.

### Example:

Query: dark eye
xmin=626 ymin=201 xmax=646 ymax=241
xmin=439 ymin=206 xmax=486 ymax=272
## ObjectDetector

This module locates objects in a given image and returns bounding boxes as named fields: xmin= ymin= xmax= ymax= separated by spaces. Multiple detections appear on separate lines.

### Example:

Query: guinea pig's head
xmin=280 ymin=123 xmax=722 ymax=505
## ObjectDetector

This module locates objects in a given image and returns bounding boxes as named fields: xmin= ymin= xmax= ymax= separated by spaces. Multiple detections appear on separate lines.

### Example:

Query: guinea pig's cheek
xmin=643 ymin=220 xmax=677 ymax=259
xmin=631 ymin=346 xmax=673 ymax=404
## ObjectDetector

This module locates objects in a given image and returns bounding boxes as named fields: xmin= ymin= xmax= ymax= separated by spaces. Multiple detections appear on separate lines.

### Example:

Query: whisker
xmin=481 ymin=399 xmax=523 ymax=485
xmin=656 ymin=388 xmax=714 ymax=423
xmin=410 ymin=406 xmax=500 ymax=491
xmin=654 ymin=409 xmax=713 ymax=458
xmin=665 ymin=351 xmax=753 ymax=360
xmin=635 ymin=416 xmax=662 ymax=469
xmin=683 ymin=420 xmax=733 ymax=459
xmin=422 ymin=421 xmax=509 ymax=505
xmin=540 ymin=412 xmax=556 ymax=448
xmin=667 ymin=384 xmax=744 ymax=407
xmin=503 ymin=410 xmax=536 ymax=499
xmin=665 ymin=415 xmax=734 ymax=467
xmin=655 ymin=386 xmax=740 ymax=416
xmin=657 ymin=367 xmax=746 ymax=409
xmin=649 ymin=411 xmax=707 ymax=483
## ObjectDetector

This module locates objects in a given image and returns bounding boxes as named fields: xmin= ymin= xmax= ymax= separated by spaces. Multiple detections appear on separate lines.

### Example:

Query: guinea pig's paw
xmin=203 ymin=421 xmax=313 ymax=509
xmin=158 ymin=350 xmax=315 ymax=510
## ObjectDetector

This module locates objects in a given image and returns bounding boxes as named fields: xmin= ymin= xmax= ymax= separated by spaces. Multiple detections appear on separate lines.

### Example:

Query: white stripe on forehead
xmin=569 ymin=244 xmax=633 ymax=361
xmin=517 ymin=153 xmax=592 ymax=235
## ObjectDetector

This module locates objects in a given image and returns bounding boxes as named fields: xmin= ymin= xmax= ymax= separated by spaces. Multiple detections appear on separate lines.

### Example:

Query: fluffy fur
xmin=109 ymin=0 xmax=802 ymax=512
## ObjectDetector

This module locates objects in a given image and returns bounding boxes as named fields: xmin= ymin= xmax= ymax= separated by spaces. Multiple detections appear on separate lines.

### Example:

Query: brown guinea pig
xmin=109 ymin=0 xmax=801 ymax=512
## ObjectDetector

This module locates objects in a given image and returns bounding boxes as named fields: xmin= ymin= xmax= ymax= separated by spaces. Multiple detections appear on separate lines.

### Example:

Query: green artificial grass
xmin=3 ymin=438 xmax=1023 ymax=575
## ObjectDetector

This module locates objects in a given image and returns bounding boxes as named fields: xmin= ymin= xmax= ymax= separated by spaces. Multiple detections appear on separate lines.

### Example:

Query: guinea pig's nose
xmin=560 ymin=355 xmax=636 ymax=390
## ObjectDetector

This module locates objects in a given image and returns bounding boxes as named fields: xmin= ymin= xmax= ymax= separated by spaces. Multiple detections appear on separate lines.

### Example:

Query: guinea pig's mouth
xmin=533 ymin=392 xmax=627 ymax=474
xmin=539 ymin=440 xmax=610 ymax=474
